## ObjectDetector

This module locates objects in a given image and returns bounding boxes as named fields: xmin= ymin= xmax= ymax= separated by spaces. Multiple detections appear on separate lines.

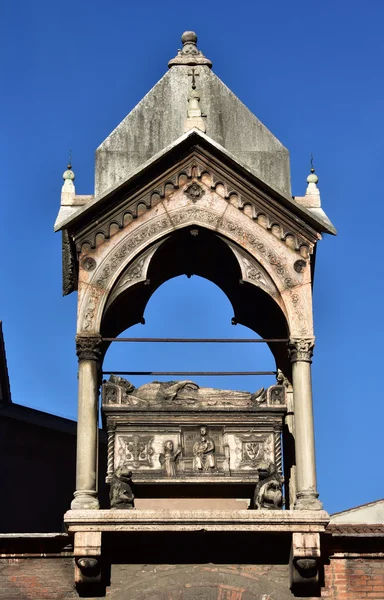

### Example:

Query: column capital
xmin=288 ymin=338 xmax=315 ymax=363
xmin=76 ymin=335 xmax=102 ymax=362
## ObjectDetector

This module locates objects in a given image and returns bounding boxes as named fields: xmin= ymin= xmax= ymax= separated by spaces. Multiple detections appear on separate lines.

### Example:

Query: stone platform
xmin=64 ymin=509 xmax=329 ymax=533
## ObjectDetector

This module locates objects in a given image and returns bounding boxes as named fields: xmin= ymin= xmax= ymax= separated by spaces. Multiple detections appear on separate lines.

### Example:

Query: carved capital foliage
xmin=288 ymin=338 xmax=315 ymax=363
xmin=76 ymin=335 xmax=102 ymax=362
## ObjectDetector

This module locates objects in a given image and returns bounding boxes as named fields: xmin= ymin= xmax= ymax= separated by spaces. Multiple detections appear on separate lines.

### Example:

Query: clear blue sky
xmin=1 ymin=0 xmax=383 ymax=514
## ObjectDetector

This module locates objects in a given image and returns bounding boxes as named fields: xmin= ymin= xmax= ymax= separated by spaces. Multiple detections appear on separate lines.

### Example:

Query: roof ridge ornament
xmin=184 ymin=68 xmax=206 ymax=133
xmin=61 ymin=150 xmax=76 ymax=201
xmin=168 ymin=31 xmax=212 ymax=68
xmin=305 ymin=154 xmax=320 ymax=198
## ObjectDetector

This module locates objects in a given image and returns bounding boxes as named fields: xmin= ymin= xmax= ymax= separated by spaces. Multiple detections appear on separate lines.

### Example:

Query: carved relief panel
xmin=104 ymin=378 xmax=286 ymax=484
xmin=111 ymin=425 xmax=282 ymax=481
xmin=115 ymin=431 xmax=181 ymax=474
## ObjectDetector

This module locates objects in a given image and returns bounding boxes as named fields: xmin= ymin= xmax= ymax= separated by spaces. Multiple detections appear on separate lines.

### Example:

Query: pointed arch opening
xmin=100 ymin=226 xmax=290 ymax=375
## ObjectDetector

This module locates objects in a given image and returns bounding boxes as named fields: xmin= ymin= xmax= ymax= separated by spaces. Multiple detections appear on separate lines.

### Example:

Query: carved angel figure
xmin=193 ymin=426 xmax=216 ymax=471
xmin=159 ymin=440 xmax=181 ymax=477
xmin=251 ymin=462 xmax=284 ymax=510
xmin=109 ymin=465 xmax=135 ymax=509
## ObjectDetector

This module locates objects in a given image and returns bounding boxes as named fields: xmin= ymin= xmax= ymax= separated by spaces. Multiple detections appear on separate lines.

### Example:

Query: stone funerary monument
xmin=55 ymin=31 xmax=337 ymax=598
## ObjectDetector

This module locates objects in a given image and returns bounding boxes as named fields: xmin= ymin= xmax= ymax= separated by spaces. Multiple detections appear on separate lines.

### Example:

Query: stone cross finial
xmin=169 ymin=31 xmax=212 ymax=68
xmin=184 ymin=68 xmax=206 ymax=133
xmin=188 ymin=67 xmax=199 ymax=89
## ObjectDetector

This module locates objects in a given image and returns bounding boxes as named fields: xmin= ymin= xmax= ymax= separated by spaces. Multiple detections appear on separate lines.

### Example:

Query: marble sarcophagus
xmin=102 ymin=377 xmax=287 ymax=508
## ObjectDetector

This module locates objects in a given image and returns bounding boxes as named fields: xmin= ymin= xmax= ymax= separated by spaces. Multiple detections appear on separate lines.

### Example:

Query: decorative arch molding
xmin=77 ymin=199 xmax=313 ymax=338
xmin=78 ymin=203 xmax=312 ymax=335
xmin=74 ymin=149 xmax=319 ymax=260
xmin=103 ymin=231 xmax=288 ymax=329
xmin=104 ymin=239 xmax=168 ymax=312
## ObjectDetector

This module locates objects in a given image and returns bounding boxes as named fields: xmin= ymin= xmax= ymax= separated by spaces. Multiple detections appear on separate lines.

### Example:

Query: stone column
xmin=71 ymin=335 xmax=102 ymax=510
xmin=288 ymin=338 xmax=322 ymax=510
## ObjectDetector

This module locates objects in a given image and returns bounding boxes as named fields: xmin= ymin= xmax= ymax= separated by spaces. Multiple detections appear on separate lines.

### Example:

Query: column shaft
xmin=76 ymin=360 xmax=99 ymax=492
xmin=71 ymin=336 xmax=102 ymax=510
xmin=289 ymin=339 xmax=322 ymax=510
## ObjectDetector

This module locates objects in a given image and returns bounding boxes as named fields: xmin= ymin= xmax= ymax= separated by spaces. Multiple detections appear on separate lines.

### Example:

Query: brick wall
xmin=0 ymin=558 xmax=78 ymax=600
xmin=1 ymin=550 xmax=383 ymax=599
xmin=323 ymin=556 xmax=384 ymax=600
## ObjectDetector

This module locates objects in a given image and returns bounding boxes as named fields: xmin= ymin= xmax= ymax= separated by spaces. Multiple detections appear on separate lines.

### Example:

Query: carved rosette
xmin=288 ymin=338 xmax=315 ymax=363
xmin=184 ymin=182 xmax=205 ymax=202
xmin=76 ymin=335 xmax=103 ymax=362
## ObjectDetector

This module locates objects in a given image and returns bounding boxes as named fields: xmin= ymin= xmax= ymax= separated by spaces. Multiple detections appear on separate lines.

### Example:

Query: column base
xmin=71 ymin=490 xmax=100 ymax=510
xmin=294 ymin=489 xmax=323 ymax=511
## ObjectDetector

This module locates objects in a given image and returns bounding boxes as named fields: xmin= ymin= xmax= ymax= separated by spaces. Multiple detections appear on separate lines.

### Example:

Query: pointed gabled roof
xmin=94 ymin=32 xmax=291 ymax=201
xmin=56 ymin=128 xmax=335 ymax=236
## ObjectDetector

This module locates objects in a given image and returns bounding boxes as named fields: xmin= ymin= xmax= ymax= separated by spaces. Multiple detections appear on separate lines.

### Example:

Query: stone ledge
xmin=64 ymin=509 xmax=330 ymax=533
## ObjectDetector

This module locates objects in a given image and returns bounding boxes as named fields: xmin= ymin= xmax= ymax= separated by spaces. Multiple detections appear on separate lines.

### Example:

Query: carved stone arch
xmin=97 ymin=228 xmax=291 ymax=373
xmin=77 ymin=198 xmax=313 ymax=350
xmin=102 ymin=232 xmax=289 ymax=331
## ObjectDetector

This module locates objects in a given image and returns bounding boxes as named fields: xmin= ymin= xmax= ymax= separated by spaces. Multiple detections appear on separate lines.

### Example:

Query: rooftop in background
xmin=331 ymin=499 xmax=384 ymax=524
xmin=0 ymin=322 xmax=11 ymax=404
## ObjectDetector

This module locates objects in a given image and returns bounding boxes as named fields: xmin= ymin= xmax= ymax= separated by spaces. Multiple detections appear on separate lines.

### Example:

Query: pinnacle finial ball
xmin=63 ymin=167 xmax=75 ymax=181
xmin=181 ymin=31 xmax=197 ymax=45
xmin=307 ymin=170 xmax=319 ymax=184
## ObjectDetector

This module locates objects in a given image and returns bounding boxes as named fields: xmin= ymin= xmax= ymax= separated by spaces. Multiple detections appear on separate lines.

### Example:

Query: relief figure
xmin=159 ymin=440 xmax=181 ymax=477
xmin=193 ymin=426 xmax=216 ymax=471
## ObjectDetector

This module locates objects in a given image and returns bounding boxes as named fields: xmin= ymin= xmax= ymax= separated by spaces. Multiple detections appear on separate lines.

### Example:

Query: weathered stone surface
xmin=109 ymin=465 xmax=135 ymax=509
xmin=102 ymin=379 xmax=286 ymax=495
xmin=102 ymin=377 xmax=284 ymax=410
xmin=108 ymin=563 xmax=298 ymax=600
xmin=64 ymin=508 xmax=330 ymax=533
xmin=95 ymin=65 xmax=291 ymax=199
xmin=251 ymin=463 xmax=284 ymax=510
